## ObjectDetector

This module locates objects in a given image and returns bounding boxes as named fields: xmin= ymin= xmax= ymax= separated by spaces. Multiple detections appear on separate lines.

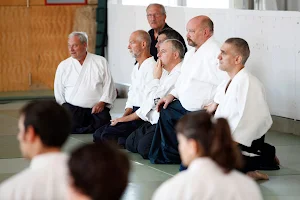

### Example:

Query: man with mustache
xmin=149 ymin=16 xmax=226 ymax=165
xmin=93 ymin=30 xmax=156 ymax=146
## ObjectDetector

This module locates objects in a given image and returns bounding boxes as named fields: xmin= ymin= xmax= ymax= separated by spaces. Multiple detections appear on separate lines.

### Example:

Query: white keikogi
xmin=214 ymin=68 xmax=272 ymax=147
xmin=125 ymin=57 xmax=156 ymax=109
xmin=54 ymin=52 xmax=117 ymax=108
xmin=152 ymin=157 xmax=263 ymax=200
xmin=135 ymin=62 xmax=182 ymax=124
xmin=170 ymin=37 xmax=226 ymax=111
xmin=0 ymin=153 xmax=69 ymax=200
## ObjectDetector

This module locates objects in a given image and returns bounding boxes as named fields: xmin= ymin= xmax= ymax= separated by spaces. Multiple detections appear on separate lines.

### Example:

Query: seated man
xmin=110 ymin=39 xmax=183 ymax=158
xmin=146 ymin=3 xmax=187 ymax=60
xmin=93 ymin=30 xmax=156 ymax=146
xmin=68 ymin=142 xmax=130 ymax=200
xmin=149 ymin=15 xmax=225 ymax=164
xmin=54 ymin=31 xmax=117 ymax=134
xmin=155 ymin=28 xmax=187 ymax=54
xmin=206 ymin=37 xmax=278 ymax=180
xmin=0 ymin=100 xmax=71 ymax=200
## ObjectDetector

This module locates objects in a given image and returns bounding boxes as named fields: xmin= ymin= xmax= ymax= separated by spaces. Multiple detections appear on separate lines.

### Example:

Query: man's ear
xmin=187 ymin=138 xmax=200 ymax=156
xmin=173 ymin=51 xmax=179 ymax=60
xmin=83 ymin=42 xmax=88 ymax=49
xmin=141 ymin=41 xmax=147 ymax=48
xmin=235 ymin=55 xmax=243 ymax=65
xmin=24 ymin=125 xmax=37 ymax=143
xmin=203 ymin=28 xmax=210 ymax=37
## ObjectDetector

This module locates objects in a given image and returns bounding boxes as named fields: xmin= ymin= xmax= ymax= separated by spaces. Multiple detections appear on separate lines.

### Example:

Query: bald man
xmin=149 ymin=16 xmax=226 ymax=164
xmin=124 ymin=39 xmax=185 ymax=159
xmin=93 ymin=30 xmax=156 ymax=146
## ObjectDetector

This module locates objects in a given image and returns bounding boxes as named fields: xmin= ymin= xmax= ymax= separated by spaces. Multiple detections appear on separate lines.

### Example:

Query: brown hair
xmin=176 ymin=111 xmax=243 ymax=173
xmin=68 ymin=142 xmax=130 ymax=200
xmin=225 ymin=37 xmax=250 ymax=65
xmin=20 ymin=100 xmax=71 ymax=148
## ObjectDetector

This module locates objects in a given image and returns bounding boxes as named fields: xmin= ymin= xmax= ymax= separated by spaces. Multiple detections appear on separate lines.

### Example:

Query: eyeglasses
xmin=146 ymin=13 xmax=163 ymax=18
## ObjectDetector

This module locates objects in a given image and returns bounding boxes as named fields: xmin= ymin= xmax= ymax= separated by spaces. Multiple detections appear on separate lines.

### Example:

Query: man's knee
xmin=137 ymin=138 xmax=152 ymax=159
xmin=93 ymin=125 xmax=109 ymax=141
xmin=137 ymin=145 xmax=150 ymax=159
xmin=125 ymin=134 xmax=136 ymax=153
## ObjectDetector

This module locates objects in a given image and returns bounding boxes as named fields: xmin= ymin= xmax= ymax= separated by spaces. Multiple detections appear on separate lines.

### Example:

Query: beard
xmin=129 ymin=50 xmax=141 ymax=58
xmin=187 ymin=38 xmax=197 ymax=47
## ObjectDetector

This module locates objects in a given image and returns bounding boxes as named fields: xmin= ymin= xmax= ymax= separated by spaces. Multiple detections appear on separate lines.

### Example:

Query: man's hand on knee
xmin=92 ymin=102 xmax=106 ymax=114
xmin=156 ymin=94 xmax=175 ymax=112
xmin=110 ymin=118 xmax=121 ymax=126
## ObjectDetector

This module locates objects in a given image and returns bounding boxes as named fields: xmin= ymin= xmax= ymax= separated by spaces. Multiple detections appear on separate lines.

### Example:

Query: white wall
xmin=107 ymin=4 xmax=300 ymax=120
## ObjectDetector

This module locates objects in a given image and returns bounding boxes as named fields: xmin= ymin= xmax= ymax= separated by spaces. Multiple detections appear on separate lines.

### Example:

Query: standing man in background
xmin=146 ymin=3 xmax=187 ymax=60
xmin=54 ymin=31 xmax=117 ymax=134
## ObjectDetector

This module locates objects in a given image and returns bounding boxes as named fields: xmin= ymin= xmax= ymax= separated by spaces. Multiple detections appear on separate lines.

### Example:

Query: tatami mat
xmin=0 ymin=100 xmax=300 ymax=199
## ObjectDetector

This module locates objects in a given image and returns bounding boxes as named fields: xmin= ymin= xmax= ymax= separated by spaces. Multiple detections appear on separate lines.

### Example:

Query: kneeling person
xmin=93 ymin=30 xmax=156 ymax=145
xmin=206 ymin=38 xmax=277 ymax=180
xmin=121 ymin=39 xmax=184 ymax=158
xmin=54 ymin=31 xmax=117 ymax=134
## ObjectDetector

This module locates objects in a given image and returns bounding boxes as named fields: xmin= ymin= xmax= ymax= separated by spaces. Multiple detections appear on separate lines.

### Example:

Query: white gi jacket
xmin=136 ymin=62 xmax=182 ymax=124
xmin=152 ymin=157 xmax=263 ymax=200
xmin=125 ymin=57 xmax=156 ymax=109
xmin=54 ymin=52 xmax=117 ymax=108
xmin=170 ymin=37 xmax=226 ymax=111
xmin=214 ymin=68 xmax=272 ymax=147
xmin=0 ymin=153 xmax=69 ymax=200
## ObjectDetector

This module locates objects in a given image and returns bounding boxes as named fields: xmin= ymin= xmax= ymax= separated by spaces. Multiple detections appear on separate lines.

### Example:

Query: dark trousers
xmin=149 ymin=100 xmax=189 ymax=164
xmin=239 ymin=135 xmax=265 ymax=173
xmin=93 ymin=107 xmax=145 ymax=145
xmin=126 ymin=122 xmax=156 ymax=159
xmin=62 ymin=102 xmax=111 ymax=134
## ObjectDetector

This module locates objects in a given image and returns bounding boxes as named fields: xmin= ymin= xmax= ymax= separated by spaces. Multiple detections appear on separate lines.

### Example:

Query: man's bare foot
xmin=247 ymin=170 xmax=269 ymax=181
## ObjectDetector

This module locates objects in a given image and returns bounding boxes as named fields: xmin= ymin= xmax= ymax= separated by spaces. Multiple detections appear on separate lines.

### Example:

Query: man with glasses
xmin=146 ymin=3 xmax=186 ymax=60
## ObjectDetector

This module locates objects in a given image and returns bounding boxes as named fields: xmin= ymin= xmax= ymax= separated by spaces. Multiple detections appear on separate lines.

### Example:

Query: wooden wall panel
xmin=0 ymin=0 xmax=44 ymax=6
xmin=0 ymin=7 xmax=30 ymax=91
xmin=29 ymin=6 xmax=79 ymax=90
xmin=73 ymin=6 xmax=97 ymax=54
xmin=0 ymin=0 xmax=96 ymax=6
xmin=0 ymin=4 xmax=97 ymax=91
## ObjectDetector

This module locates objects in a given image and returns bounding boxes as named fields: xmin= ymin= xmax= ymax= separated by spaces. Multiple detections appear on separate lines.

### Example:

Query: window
xmin=186 ymin=0 xmax=230 ymax=9
xmin=122 ymin=0 xmax=178 ymax=6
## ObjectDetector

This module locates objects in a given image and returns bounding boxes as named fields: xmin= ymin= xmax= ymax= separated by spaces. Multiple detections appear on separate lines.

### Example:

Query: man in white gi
xmin=205 ymin=37 xmax=275 ymax=180
xmin=0 ymin=100 xmax=71 ymax=200
xmin=54 ymin=31 xmax=116 ymax=134
xmin=149 ymin=15 xmax=225 ymax=164
xmin=107 ymin=39 xmax=183 ymax=158
xmin=93 ymin=30 xmax=156 ymax=146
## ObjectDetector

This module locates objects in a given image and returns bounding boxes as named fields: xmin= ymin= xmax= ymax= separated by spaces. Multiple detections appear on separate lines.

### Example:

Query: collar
xmin=168 ymin=61 xmax=182 ymax=75
xmin=30 ymin=152 xmax=68 ymax=170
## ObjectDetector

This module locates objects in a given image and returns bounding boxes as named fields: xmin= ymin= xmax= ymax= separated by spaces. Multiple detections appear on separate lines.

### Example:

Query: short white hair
xmin=68 ymin=31 xmax=88 ymax=45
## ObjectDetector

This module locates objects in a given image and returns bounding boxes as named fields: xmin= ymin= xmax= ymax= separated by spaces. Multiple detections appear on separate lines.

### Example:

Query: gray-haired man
xmin=54 ymin=31 xmax=117 ymax=134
